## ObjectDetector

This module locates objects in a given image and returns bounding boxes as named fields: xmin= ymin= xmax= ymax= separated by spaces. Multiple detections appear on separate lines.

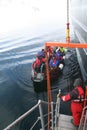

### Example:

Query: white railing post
xmin=78 ymin=106 xmax=87 ymax=130
xmin=54 ymin=89 xmax=61 ymax=130
xmin=38 ymin=100 xmax=45 ymax=130
xmin=55 ymin=98 xmax=59 ymax=130
xmin=83 ymin=110 xmax=87 ymax=130
xmin=51 ymin=101 xmax=54 ymax=130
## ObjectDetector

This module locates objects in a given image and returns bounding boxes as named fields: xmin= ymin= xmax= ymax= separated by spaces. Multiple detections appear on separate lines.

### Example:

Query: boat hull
xmin=31 ymin=64 xmax=63 ymax=83
xmin=31 ymin=64 xmax=64 ymax=92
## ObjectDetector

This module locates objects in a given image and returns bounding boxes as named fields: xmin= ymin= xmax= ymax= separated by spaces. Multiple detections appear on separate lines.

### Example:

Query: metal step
xmin=56 ymin=114 xmax=78 ymax=130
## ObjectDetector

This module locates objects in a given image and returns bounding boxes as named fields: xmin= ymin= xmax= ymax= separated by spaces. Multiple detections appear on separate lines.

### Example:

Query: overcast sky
xmin=0 ymin=0 xmax=67 ymax=34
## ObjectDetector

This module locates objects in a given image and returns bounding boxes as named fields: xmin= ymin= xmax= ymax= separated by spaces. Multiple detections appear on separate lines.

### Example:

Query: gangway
xmin=45 ymin=41 xmax=87 ymax=130
xmin=3 ymin=93 xmax=87 ymax=130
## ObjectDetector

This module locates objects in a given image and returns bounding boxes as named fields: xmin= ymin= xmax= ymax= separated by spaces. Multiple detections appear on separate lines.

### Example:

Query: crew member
xmin=61 ymin=78 xmax=85 ymax=127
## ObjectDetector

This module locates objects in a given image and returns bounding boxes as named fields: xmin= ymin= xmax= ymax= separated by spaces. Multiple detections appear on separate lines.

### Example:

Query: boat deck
xmin=58 ymin=114 xmax=78 ymax=130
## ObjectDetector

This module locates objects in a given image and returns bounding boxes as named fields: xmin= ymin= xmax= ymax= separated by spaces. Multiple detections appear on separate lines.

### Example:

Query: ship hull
xmin=70 ymin=0 xmax=87 ymax=82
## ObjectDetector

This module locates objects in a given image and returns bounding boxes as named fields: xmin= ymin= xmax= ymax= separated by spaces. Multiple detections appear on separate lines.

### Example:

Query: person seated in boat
xmin=49 ymin=55 xmax=59 ymax=69
xmin=56 ymin=49 xmax=63 ymax=59
xmin=32 ymin=57 xmax=41 ymax=72
xmin=46 ymin=46 xmax=53 ymax=59
xmin=52 ymin=46 xmax=58 ymax=54
xmin=55 ymin=49 xmax=64 ymax=64
xmin=36 ymin=49 xmax=45 ymax=64
xmin=37 ymin=49 xmax=45 ymax=59
xmin=33 ymin=55 xmax=45 ymax=73
xmin=56 ymin=47 xmax=66 ymax=56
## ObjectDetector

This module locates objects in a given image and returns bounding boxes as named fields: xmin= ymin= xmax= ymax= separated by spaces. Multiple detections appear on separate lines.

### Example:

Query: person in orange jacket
xmin=61 ymin=78 xmax=85 ymax=127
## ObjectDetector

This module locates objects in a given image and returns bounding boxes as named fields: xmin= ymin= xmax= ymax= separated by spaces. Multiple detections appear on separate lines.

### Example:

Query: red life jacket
xmin=61 ymin=86 xmax=84 ymax=102
xmin=72 ymin=86 xmax=84 ymax=103
xmin=33 ymin=58 xmax=41 ymax=68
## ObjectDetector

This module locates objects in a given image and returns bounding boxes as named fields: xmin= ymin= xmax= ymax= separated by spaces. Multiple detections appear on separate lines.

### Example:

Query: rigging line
xmin=67 ymin=0 xmax=69 ymax=23
xmin=66 ymin=0 xmax=70 ymax=43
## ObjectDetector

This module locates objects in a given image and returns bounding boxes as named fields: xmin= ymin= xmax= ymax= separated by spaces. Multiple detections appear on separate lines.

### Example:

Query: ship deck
xmin=58 ymin=114 xmax=78 ymax=130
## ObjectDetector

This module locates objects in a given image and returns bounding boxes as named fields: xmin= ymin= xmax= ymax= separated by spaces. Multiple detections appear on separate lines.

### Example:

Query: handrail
xmin=83 ymin=110 xmax=87 ymax=130
xmin=39 ymin=100 xmax=45 ymax=130
xmin=78 ymin=106 xmax=87 ymax=130
xmin=54 ymin=90 xmax=61 ymax=129
xmin=4 ymin=100 xmax=41 ymax=130
xmin=4 ymin=100 xmax=58 ymax=130
xmin=51 ymin=102 xmax=54 ymax=130
xmin=4 ymin=100 xmax=48 ymax=130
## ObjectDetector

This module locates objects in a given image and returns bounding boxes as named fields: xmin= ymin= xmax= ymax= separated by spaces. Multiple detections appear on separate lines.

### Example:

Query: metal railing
xmin=78 ymin=106 xmax=87 ymax=130
xmin=4 ymin=97 xmax=61 ymax=130
xmin=54 ymin=90 xmax=61 ymax=130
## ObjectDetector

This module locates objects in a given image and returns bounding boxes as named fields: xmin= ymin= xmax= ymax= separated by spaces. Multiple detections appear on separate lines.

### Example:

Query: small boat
xmin=31 ymin=47 xmax=65 ymax=83
xmin=31 ymin=62 xmax=46 ymax=83
xmin=31 ymin=62 xmax=64 ymax=83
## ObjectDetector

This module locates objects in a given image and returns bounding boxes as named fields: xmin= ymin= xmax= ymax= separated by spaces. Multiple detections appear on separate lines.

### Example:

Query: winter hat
xmin=73 ymin=78 xmax=82 ymax=87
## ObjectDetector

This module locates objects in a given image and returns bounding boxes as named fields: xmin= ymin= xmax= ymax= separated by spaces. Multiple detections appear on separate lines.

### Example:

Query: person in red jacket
xmin=61 ymin=78 xmax=85 ymax=127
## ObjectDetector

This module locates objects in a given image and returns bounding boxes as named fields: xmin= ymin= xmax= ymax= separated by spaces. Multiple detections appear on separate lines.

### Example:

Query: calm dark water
xmin=0 ymin=27 xmax=67 ymax=129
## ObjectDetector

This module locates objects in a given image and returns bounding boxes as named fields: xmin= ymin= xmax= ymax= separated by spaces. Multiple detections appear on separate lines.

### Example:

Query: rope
xmin=67 ymin=0 xmax=69 ymax=23
xmin=66 ymin=0 xmax=70 ymax=43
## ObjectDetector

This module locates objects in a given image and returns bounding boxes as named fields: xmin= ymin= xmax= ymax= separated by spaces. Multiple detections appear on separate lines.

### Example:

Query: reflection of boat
xmin=70 ymin=0 xmax=87 ymax=82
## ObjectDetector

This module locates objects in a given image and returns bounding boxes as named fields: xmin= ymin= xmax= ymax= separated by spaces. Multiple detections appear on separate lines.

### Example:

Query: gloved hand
xmin=57 ymin=93 xmax=61 ymax=98
xmin=57 ymin=89 xmax=61 ymax=98
xmin=61 ymin=96 xmax=66 ymax=101
xmin=63 ymin=56 xmax=65 ymax=60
